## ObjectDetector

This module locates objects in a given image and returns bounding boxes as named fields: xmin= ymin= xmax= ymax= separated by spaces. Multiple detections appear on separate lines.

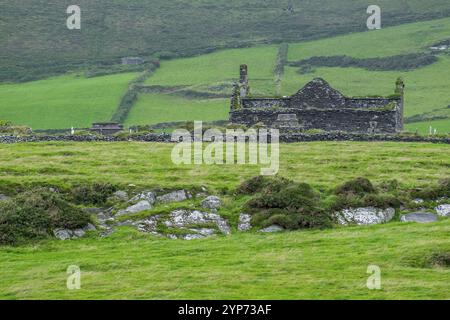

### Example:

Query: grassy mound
xmin=240 ymin=176 xmax=332 ymax=230
xmin=411 ymin=178 xmax=450 ymax=200
xmin=332 ymin=177 xmax=402 ymax=210
xmin=0 ymin=189 xmax=91 ymax=245
xmin=427 ymin=251 xmax=450 ymax=268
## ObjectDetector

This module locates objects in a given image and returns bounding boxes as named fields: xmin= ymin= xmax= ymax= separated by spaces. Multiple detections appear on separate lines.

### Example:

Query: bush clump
xmin=237 ymin=175 xmax=290 ymax=195
xmin=71 ymin=183 xmax=117 ymax=205
xmin=426 ymin=252 xmax=450 ymax=268
xmin=241 ymin=176 xmax=332 ymax=230
xmin=411 ymin=178 xmax=450 ymax=200
xmin=0 ymin=189 xmax=91 ymax=245
xmin=332 ymin=177 xmax=402 ymax=210
xmin=334 ymin=177 xmax=376 ymax=196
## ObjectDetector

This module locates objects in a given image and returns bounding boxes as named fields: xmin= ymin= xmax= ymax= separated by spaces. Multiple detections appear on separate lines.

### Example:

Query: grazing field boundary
xmin=110 ymin=62 xmax=160 ymax=123
xmin=0 ymin=132 xmax=449 ymax=144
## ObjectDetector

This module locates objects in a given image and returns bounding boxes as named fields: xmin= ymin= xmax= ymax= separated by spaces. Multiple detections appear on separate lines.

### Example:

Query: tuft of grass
xmin=427 ymin=251 xmax=450 ymax=268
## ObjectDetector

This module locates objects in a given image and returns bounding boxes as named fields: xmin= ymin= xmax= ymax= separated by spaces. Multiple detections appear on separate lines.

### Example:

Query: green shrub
xmin=71 ymin=183 xmax=117 ymax=205
xmin=332 ymin=178 xmax=402 ymax=210
xmin=237 ymin=175 xmax=290 ymax=195
xmin=361 ymin=193 xmax=401 ymax=209
xmin=0 ymin=189 xmax=91 ymax=245
xmin=242 ymin=176 xmax=332 ymax=230
xmin=411 ymin=178 xmax=450 ymax=200
xmin=0 ymin=120 xmax=12 ymax=127
xmin=427 ymin=252 xmax=450 ymax=268
xmin=334 ymin=177 xmax=376 ymax=196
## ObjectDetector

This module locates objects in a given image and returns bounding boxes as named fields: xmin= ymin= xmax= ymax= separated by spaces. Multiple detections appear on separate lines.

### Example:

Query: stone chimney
xmin=395 ymin=77 xmax=405 ymax=131
xmin=239 ymin=64 xmax=249 ymax=98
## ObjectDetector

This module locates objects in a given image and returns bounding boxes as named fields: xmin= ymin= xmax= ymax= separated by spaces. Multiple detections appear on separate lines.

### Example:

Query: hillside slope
xmin=2 ymin=0 xmax=450 ymax=82
xmin=2 ymin=17 xmax=450 ymax=132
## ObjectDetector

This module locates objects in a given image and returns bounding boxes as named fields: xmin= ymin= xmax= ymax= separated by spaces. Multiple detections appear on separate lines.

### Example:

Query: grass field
xmin=0 ymin=221 xmax=448 ymax=299
xmin=125 ymin=94 xmax=229 ymax=126
xmin=0 ymin=73 xmax=137 ymax=129
xmin=0 ymin=141 xmax=448 ymax=193
xmin=0 ymin=141 xmax=448 ymax=299
xmin=405 ymin=119 xmax=450 ymax=134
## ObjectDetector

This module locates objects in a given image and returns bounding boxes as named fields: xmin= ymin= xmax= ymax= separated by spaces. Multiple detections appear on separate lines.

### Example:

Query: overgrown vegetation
xmin=0 ymin=120 xmax=31 ymax=135
xmin=242 ymin=176 xmax=332 ymax=230
xmin=331 ymin=177 xmax=402 ymax=210
xmin=291 ymin=53 xmax=438 ymax=73
xmin=0 ymin=189 xmax=91 ymax=245
xmin=71 ymin=183 xmax=118 ymax=206
xmin=237 ymin=174 xmax=445 ymax=231
xmin=411 ymin=178 xmax=450 ymax=200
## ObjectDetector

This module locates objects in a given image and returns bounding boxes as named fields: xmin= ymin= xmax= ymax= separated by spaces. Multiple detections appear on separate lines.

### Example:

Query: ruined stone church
xmin=230 ymin=65 xmax=404 ymax=133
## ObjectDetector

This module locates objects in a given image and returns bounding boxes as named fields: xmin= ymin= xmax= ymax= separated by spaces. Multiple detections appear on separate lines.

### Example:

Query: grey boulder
xmin=116 ymin=200 xmax=152 ymax=216
xmin=183 ymin=234 xmax=204 ymax=240
xmin=335 ymin=207 xmax=395 ymax=225
xmin=0 ymin=194 xmax=10 ymax=202
xmin=259 ymin=225 xmax=284 ymax=233
xmin=400 ymin=212 xmax=438 ymax=223
xmin=53 ymin=223 xmax=96 ymax=240
xmin=53 ymin=229 xmax=73 ymax=240
xmin=112 ymin=190 xmax=129 ymax=202
xmin=435 ymin=204 xmax=450 ymax=217
xmin=157 ymin=190 xmax=190 ymax=203
xmin=201 ymin=196 xmax=221 ymax=210
xmin=72 ymin=229 xmax=86 ymax=238
xmin=83 ymin=223 xmax=96 ymax=231
xmin=238 ymin=214 xmax=252 ymax=231
xmin=130 ymin=191 xmax=156 ymax=205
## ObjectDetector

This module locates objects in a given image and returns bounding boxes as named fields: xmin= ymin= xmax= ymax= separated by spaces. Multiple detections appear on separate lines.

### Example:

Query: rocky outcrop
xmin=335 ymin=207 xmax=395 ymax=225
xmin=129 ymin=191 xmax=156 ymax=204
xmin=167 ymin=210 xmax=231 ymax=235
